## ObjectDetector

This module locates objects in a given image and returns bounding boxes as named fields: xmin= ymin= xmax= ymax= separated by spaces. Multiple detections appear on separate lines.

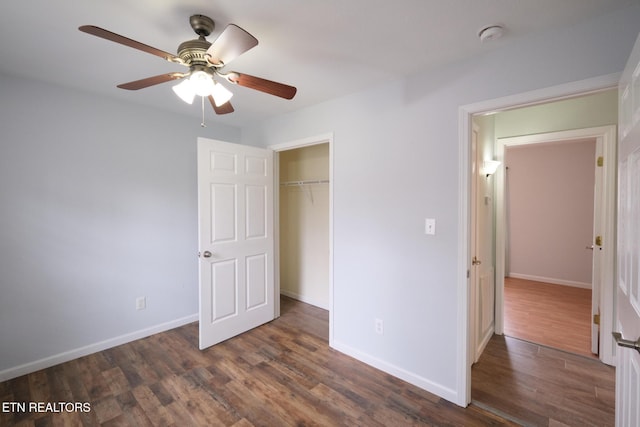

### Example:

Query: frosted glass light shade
xmin=211 ymin=82 xmax=233 ymax=106
xmin=172 ymin=79 xmax=196 ymax=104
xmin=172 ymin=71 xmax=233 ymax=106
xmin=482 ymin=160 xmax=501 ymax=176
xmin=189 ymin=70 xmax=216 ymax=97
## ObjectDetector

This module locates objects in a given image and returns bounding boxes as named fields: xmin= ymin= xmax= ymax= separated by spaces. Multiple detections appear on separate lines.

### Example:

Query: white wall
xmin=279 ymin=144 xmax=330 ymax=309
xmin=241 ymin=6 xmax=640 ymax=403
xmin=0 ymin=72 xmax=240 ymax=380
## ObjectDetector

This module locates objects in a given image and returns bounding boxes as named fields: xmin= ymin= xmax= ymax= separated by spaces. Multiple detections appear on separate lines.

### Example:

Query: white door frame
xmin=269 ymin=133 xmax=335 ymax=345
xmin=456 ymin=72 xmax=620 ymax=406
xmin=495 ymin=126 xmax=617 ymax=365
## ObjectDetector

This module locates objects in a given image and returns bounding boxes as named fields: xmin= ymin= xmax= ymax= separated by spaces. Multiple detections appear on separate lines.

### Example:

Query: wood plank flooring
xmin=471 ymin=335 xmax=616 ymax=427
xmin=0 ymin=297 xmax=514 ymax=427
xmin=503 ymin=277 xmax=593 ymax=358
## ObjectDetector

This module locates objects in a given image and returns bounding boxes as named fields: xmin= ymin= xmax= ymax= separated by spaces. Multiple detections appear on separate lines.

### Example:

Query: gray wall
xmin=241 ymin=6 xmax=640 ymax=402
xmin=0 ymin=73 xmax=240 ymax=377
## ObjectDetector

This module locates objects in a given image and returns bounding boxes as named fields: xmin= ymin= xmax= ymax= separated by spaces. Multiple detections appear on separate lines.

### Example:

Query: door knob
xmin=202 ymin=251 xmax=212 ymax=258
xmin=612 ymin=332 xmax=640 ymax=354
xmin=472 ymin=256 xmax=481 ymax=266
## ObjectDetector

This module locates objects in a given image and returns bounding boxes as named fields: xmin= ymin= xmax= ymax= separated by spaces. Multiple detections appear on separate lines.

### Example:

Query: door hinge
xmin=593 ymin=314 xmax=600 ymax=325
xmin=597 ymin=156 xmax=604 ymax=167
xmin=595 ymin=235 xmax=603 ymax=246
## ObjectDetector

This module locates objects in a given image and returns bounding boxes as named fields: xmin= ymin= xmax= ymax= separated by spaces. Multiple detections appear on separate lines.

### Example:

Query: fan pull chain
xmin=200 ymin=96 xmax=207 ymax=128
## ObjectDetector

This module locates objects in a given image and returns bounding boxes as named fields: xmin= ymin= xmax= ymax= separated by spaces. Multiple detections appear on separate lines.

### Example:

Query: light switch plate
xmin=425 ymin=218 xmax=436 ymax=235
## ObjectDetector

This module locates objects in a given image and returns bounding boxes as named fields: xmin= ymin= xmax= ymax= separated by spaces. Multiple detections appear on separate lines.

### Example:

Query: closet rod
xmin=280 ymin=179 xmax=330 ymax=187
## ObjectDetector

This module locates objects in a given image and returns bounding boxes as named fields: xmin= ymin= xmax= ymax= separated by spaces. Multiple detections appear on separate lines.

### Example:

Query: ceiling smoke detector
xmin=478 ymin=25 xmax=504 ymax=43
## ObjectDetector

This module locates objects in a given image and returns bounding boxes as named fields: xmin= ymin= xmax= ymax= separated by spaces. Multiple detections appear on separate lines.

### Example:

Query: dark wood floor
xmin=503 ymin=277 xmax=593 ymax=358
xmin=471 ymin=335 xmax=615 ymax=427
xmin=471 ymin=277 xmax=615 ymax=426
xmin=1 ymin=297 xmax=514 ymax=426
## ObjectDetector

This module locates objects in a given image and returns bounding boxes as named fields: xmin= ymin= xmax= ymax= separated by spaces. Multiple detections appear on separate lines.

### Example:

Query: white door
xmin=470 ymin=123 xmax=496 ymax=363
xmin=197 ymin=138 xmax=275 ymax=350
xmin=469 ymin=125 xmax=479 ymax=363
xmin=615 ymin=33 xmax=640 ymax=426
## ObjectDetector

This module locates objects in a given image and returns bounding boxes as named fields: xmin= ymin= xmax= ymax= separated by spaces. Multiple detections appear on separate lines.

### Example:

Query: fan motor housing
xmin=189 ymin=15 xmax=215 ymax=37
xmin=177 ymin=39 xmax=212 ymax=65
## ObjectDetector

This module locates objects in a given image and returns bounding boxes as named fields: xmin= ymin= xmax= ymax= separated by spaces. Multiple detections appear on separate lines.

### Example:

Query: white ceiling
xmin=0 ymin=0 xmax=635 ymax=126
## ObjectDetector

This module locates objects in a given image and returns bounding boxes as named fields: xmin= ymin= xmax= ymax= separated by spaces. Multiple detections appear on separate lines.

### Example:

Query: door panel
xmin=212 ymin=184 xmax=236 ymax=243
xmin=615 ymin=33 xmax=640 ymax=427
xmin=246 ymin=254 xmax=267 ymax=309
xmin=198 ymin=138 xmax=274 ymax=350
xmin=210 ymin=259 xmax=237 ymax=320
xmin=246 ymin=185 xmax=267 ymax=238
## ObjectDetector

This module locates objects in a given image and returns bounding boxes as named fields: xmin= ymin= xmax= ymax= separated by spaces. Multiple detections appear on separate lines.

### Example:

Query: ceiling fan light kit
xmin=79 ymin=14 xmax=296 ymax=117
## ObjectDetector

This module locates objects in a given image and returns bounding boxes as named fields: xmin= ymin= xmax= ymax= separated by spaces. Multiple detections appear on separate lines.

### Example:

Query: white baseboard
xmin=0 ymin=313 xmax=198 ymax=383
xmin=331 ymin=340 xmax=459 ymax=405
xmin=280 ymin=290 xmax=329 ymax=310
xmin=507 ymin=273 xmax=592 ymax=289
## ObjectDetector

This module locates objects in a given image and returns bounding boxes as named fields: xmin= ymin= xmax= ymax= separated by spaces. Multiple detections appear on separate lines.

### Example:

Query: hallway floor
xmin=472 ymin=335 xmax=615 ymax=426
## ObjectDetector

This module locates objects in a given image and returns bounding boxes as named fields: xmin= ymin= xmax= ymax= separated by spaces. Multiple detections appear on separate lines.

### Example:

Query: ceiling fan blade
xmin=117 ymin=73 xmax=186 ymax=90
xmin=223 ymin=72 xmax=297 ymax=99
xmin=206 ymin=24 xmax=258 ymax=66
xmin=208 ymin=95 xmax=234 ymax=114
xmin=79 ymin=25 xmax=183 ymax=65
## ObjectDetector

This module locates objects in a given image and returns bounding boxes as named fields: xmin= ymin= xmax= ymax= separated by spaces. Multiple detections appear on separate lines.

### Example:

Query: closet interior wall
xmin=279 ymin=143 xmax=330 ymax=309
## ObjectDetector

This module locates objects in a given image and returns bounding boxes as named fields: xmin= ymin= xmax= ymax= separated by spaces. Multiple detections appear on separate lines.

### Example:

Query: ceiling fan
xmin=79 ymin=14 xmax=297 ymax=115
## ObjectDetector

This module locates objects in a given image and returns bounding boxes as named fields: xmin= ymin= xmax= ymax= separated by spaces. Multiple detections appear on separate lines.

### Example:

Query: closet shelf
xmin=280 ymin=179 xmax=329 ymax=187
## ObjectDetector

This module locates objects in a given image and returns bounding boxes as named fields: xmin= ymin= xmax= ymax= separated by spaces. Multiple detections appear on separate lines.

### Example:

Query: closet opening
xmin=277 ymin=142 xmax=331 ymax=310
xmin=271 ymin=134 xmax=334 ymax=346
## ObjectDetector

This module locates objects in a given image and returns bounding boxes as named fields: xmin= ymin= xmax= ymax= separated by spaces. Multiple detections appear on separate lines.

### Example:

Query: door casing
xmin=457 ymin=72 xmax=620 ymax=406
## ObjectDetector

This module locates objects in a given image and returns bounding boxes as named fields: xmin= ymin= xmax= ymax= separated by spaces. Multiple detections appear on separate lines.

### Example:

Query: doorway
xmin=270 ymin=134 xmax=334 ymax=343
xmin=502 ymin=136 xmax=597 ymax=358
xmin=470 ymin=119 xmax=618 ymax=422
xmin=495 ymin=124 xmax=617 ymax=364
xmin=469 ymin=90 xmax=617 ymax=363
xmin=278 ymin=143 xmax=330 ymax=309
xmin=458 ymin=75 xmax=620 ymax=407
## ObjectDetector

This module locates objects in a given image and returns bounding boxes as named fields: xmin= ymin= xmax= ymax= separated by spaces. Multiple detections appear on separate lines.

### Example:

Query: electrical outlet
xmin=136 ymin=297 xmax=146 ymax=310
xmin=375 ymin=318 xmax=384 ymax=335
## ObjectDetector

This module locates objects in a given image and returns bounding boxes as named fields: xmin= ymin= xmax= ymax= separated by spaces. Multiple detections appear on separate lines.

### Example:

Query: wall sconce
xmin=482 ymin=160 xmax=501 ymax=177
